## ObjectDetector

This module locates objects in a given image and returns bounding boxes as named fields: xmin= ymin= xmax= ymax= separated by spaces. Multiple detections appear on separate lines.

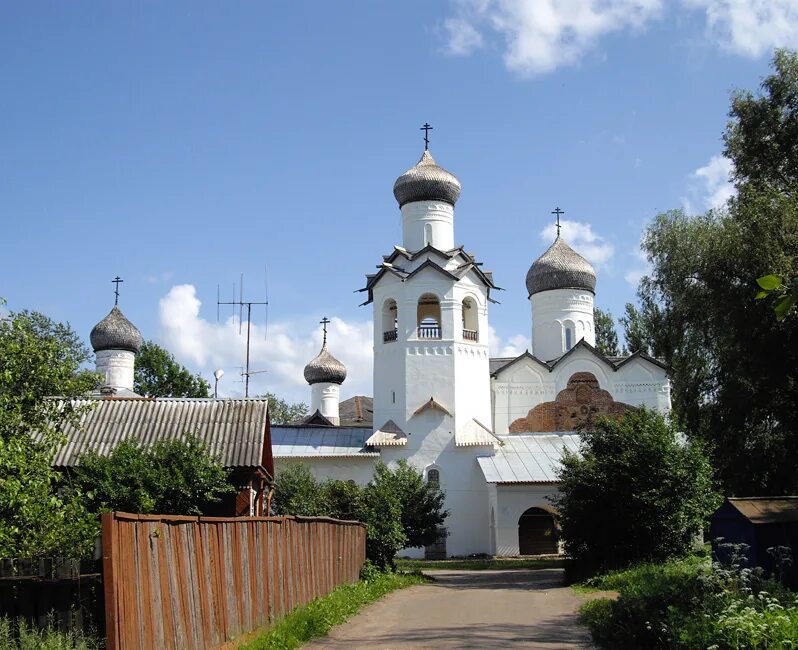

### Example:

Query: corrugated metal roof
xmin=54 ymin=398 xmax=269 ymax=469
xmin=455 ymin=419 xmax=499 ymax=447
xmin=727 ymin=497 xmax=798 ymax=524
xmin=477 ymin=434 xmax=581 ymax=483
xmin=272 ymin=426 xmax=379 ymax=458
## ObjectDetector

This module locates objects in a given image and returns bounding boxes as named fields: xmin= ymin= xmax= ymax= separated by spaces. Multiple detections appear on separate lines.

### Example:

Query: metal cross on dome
xmin=420 ymin=123 xmax=433 ymax=150
xmin=551 ymin=207 xmax=565 ymax=237
xmin=320 ymin=317 xmax=330 ymax=346
xmin=112 ymin=276 xmax=124 ymax=306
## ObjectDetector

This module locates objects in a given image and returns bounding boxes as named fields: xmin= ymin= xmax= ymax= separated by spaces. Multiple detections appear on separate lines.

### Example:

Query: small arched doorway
xmin=518 ymin=507 xmax=558 ymax=555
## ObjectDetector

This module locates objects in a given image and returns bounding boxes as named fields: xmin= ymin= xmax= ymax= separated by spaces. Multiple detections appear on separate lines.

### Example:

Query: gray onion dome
xmin=526 ymin=237 xmax=596 ymax=296
xmin=303 ymin=343 xmax=347 ymax=385
xmin=393 ymin=150 xmax=462 ymax=207
xmin=90 ymin=305 xmax=143 ymax=353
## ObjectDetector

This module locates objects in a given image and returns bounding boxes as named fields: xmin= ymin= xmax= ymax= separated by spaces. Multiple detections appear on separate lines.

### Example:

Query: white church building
xmin=271 ymin=145 xmax=672 ymax=558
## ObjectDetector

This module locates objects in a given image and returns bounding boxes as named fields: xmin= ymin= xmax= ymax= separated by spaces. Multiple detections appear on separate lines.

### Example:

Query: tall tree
xmin=636 ymin=50 xmax=798 ymax=495
xmin=619 ymin=303 xmax=652 ymax=355
xmin=258 ymin=392 xmax=308 ymax=424
xmin=593 ymin=307 xmax=620 ymax=356
xmin=0 ymin=309 xmax=98 ymax=557
xmin=134 ymin=340 xmax=210 ymax=397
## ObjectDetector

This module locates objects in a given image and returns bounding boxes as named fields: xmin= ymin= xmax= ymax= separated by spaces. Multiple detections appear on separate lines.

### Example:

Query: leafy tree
xmin=134 ymin=341 xmax=210 ymax=397
xmin=0 ymin=309 xmax=98 ymax=557
xmin=73 ymin=435 xmax=234 ymax=515
xmin=272 ymin=460 xmax=447 ymax=570
xmin=553 ymin=409 xmax=720 ymax=572
xmin=755 ymin=273 xmax=798 ymax=320
xmin=618 ymin=303 xmax=652 ymax=355
xmin=632 ymin=51 xmax=798 ymax=495
xmin=258 ymin=392 xmax=309 ymax=424
xmin=724 ymin=48 xmax=798 ymax=190
xmin=361 ymin=464 xmax=406 ymax=571
xmin=593 ymin=307 xmax=620 ymax=357
xmin=271 ymin=462 xmax=327 ymax=516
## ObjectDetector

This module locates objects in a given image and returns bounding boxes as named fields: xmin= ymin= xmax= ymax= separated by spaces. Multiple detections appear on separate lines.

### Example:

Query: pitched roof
xmin=338 ymin=396 xmax=373 ymax=427
xmin=455 ymin=419 xmax=499 ymax=447
xmin=490 ymin=351 xmax=551 ymax=377
xmin=271 ymin=426 xmax=379 ymax=458
xmin=412 ymin=397 xmax=453 ymax=417
xmin=365 ymin=420 xmax=407 ymax=446
xmin=54 ymin=398 xmax=272 ymax=471
xmin=723 ymin=497 xmax=798 ymax=524
xmin=477 ymin=434 xmax=580 ymax=483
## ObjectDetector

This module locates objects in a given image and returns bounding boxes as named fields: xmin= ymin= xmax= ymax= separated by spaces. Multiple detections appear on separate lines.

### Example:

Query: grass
xmin=0 ymin=618 xmax=100 ymax=650
xmin=237 ymin=571 xmax=429 ymax=650
xmin=396 ymin=557 xmax=564 ymax=571
xmin=575 ymin=555 xmax=798 ymax=649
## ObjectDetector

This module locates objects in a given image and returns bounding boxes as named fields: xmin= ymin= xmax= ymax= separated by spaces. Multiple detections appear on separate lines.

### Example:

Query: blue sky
xmin=2 ymin=1 xmax=795 ymax=401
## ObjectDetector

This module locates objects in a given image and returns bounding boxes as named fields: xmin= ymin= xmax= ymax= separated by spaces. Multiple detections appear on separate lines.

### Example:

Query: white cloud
xmin=443 ymin=0 xmax=795 ymax=76
xmin=539 ymin=219 xmax=615 ymax=267
xmin=443 ymin=0 xmax=664 ymax=75
xmin=686 ymin=154 xmax=736 ymax=211
xmin=488 ymin=325 xmax=531 ymax=357
xmin=684 ymin=0 xmax=798 ymax=57
xmin=624 ymin=241 xmax=650 ymax=288
xmin=157 ymin=285 xmax=373 ymax=403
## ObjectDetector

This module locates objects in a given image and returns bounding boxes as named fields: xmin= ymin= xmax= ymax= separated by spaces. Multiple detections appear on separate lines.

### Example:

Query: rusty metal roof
xmin=726 ymin=497 xmax=798 ymax=524
xmin=54 ymin=398 xmax=269 ymax=469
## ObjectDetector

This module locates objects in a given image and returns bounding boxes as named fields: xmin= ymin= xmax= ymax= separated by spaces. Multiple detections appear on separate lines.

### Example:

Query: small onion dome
xmin=90 ymin=305 xmax=143 ymax=353
xmin=393 ymin=150 xmax=462 ymax=208
xmin=526 ymin=237 xmax=596 ymax=297
xmin=303 ymin=343 xmax=347 ymax=385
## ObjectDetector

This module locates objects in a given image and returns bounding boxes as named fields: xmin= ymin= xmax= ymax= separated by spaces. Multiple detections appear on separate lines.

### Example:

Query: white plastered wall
xmin=489 ymin=483 xmax=561 ymax=557
xmin=310 ymin=382 xmax=341 ymax=425
xmin=273 ymin=458 xmax=378 ymax=485
xmin=530 ymin=289 xmax=595 ymax=362
xmin=95 ymin=349 xmax=135 ymax=392
xmin=401 ymin=201 xmax=454 ymax=251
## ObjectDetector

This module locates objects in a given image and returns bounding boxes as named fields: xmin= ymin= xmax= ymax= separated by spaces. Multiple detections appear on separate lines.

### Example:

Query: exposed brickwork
xmin=509 ymin=372 xmax=634 ymax=433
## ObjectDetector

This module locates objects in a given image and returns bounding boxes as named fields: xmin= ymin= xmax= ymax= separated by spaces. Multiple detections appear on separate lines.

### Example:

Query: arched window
xmin=462 ymin=297 xmax=478 ymax=342
xmin=382 ymin=299 xmax=398 ymax=343
xmin=564 ymin=326 xmax=573 ymax=351
xmin=427 ymin=468 xmax=440 ymax=484
xmin=424 ymin=223 xmax=433 ymax=247
xmin=417 ymin=294 xmax=441 ymax=339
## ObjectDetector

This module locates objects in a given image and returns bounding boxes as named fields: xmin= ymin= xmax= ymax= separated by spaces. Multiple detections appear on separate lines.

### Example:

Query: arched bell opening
xmin=417 ymin=293 xmax=442 ymax=339
xmin=382 ymin=299 xmax=398 ymax=343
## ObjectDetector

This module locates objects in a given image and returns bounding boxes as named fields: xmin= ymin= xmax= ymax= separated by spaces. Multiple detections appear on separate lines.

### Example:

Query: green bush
xmin=554 ymin=408 xmax=720 ymax=573
xmin=272 ymin=461 xmax=447 ymax=570
xmin=580 ymin=552 xmax=798 ymax=649
xmin=73 ymin=435 xmax=235 ymax=515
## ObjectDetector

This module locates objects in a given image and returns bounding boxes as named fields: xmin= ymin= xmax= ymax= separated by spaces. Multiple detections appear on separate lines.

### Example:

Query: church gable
xmin=491 ymin=351 xmax=550 ymax=379
xmin=509 ymin=372 xmax=634 ymax=433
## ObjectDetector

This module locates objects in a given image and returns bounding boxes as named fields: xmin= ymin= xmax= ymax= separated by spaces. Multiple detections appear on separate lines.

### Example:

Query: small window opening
xmin=565 ymin=327 xmax=573 ymax=351
xmin=417 ymin=294 xmax=441 ymax=339
xmin=427 ymin=468 xmax=440 ymax=484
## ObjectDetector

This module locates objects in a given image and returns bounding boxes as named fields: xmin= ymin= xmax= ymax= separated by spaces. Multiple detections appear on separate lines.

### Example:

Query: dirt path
xmin=303 ymin=568 xmax=594 ymax=649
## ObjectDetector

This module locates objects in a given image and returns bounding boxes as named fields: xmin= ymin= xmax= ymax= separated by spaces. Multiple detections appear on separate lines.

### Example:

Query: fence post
xmin=101 ymin=512 xmax=117 ymax=650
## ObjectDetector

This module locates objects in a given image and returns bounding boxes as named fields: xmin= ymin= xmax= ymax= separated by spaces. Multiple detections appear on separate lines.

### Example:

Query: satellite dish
xmin=214 ymin=369 xmax=225 ymax=380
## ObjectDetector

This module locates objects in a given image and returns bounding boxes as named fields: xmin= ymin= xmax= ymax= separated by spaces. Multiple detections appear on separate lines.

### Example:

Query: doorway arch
xmin=518 ymin=507 xmax=558 ymax=555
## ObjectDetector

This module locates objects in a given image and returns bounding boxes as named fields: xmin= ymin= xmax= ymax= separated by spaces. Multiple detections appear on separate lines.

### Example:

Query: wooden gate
xmin=518 ymin=508 xmax=558 ymax=555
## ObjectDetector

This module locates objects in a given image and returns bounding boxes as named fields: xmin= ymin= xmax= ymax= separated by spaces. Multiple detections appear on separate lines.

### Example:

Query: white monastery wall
xmin=489 ymin=483 xmax=561 ymax=557
xmin=491 ymin=360 xmax=556 ymax=435
xmin=273 ymin=458 xmax=377 ymax=485
xmin=95 ymin=349 xmax=135 ymax=392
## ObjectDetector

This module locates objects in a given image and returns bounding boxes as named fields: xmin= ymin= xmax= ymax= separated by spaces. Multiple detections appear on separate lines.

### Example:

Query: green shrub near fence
xmin=579 ymin=552 xmax=798 ymax=648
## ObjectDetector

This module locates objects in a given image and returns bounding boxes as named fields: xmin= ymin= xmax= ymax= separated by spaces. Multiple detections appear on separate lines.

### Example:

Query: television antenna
xmin=217 ymin=271 xmax=268 ymax=398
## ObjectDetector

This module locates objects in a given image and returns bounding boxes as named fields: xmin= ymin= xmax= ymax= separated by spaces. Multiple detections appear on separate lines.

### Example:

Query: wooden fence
xmin=0 ymin=558 xmax=103 ymax=635
xmin=101 ymin=511 xmax=367 ymax=650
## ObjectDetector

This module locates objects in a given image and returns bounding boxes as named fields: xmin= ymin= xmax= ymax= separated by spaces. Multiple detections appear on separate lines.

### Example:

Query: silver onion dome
xmin=303 ymin=343 xmax=347 ymax=385
xmin=393 ymin=150 xmax=462 ymax=208
xmin=90 ymin=305 xmax=143 ymax=353
xmin=526 ymin=237 xmax=597 ymax=296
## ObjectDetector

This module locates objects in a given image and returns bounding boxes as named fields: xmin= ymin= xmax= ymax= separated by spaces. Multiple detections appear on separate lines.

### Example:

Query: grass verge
xmin=0 ymin=617 xmax=101 ymax=649
xmin=238 ymin=571 xmax=428 ymax=650
xmin=396 ymin=557 xmax=564 ymax=571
